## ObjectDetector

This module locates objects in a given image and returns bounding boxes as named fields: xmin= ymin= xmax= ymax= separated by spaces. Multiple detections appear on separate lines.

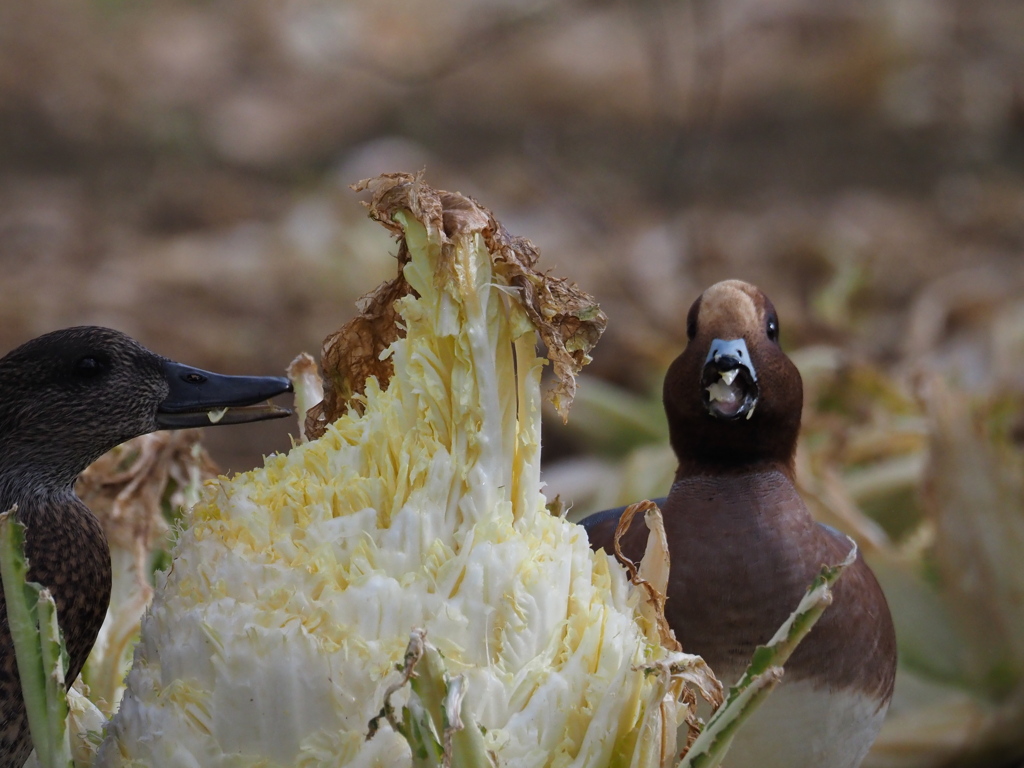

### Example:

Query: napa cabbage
xmin=97 ymin=174 xmax=715 ymax=768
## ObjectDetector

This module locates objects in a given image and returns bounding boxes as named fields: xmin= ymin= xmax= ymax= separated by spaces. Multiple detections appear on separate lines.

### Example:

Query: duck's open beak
xmin=701 ymin=338 xmax=759 ymax=421
xmin=156 ymin=360 xmax=294 ymax=429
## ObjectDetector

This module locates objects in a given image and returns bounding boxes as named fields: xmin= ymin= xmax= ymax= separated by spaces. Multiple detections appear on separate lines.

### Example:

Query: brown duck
xmin=0 ymin=327 xmax=293 ymax=767
xmin=582 ymin=280 xmax=897 ymax=768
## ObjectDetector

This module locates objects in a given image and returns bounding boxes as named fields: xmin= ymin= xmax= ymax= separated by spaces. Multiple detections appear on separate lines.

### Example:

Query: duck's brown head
xmin=663 ymin=280 xmax=803 ymax=473
xmin=0 ymin=327 xmax=293 ymax=492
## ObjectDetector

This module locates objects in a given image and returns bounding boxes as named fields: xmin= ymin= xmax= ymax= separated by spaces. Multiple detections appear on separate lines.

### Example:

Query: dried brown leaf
xmin=305 ymin=273 xmax=413 ymax=439
xmin=613 ymin=499 xmax=681 ymax=653
xmin=486 ymin=226 xmax=606 ymax=421
xmin=76 ymin=431 xmax=218 ymax=590
xmin=920 ymin=376 xmax=1024 ymax=693
xmin=309 ymin=172 xmax=606 ymax=435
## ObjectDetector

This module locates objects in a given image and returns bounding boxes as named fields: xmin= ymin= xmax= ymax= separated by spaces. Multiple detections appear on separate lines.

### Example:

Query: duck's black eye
xmin=74 ymin=356 xmax=107 ymax=378
xmin=766 ymin=316 xmax=780 ymax=343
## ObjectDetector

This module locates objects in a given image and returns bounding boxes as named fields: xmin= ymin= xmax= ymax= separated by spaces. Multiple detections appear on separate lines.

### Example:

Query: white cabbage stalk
xmin=98 ymin=174 xmax=714 ymax=767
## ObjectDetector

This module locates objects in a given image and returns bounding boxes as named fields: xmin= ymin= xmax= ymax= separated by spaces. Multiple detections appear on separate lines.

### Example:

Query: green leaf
xmin=368 ymin=630 xmax=495 ymax=768
xmin=38 ymin=589 xmax=72 ymax=764
xmin=0 ymin=507 xmax=73 ymax=768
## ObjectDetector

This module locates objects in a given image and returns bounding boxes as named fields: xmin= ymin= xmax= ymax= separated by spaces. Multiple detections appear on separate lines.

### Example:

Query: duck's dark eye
xmin=766 ymin=316 xmax=780 ymax=342
xmin=74 ymin=356 xmax=107 ymax=378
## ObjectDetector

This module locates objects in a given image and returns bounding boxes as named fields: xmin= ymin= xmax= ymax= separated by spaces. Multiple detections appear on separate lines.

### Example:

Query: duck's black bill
xmin=156 ymin=361 xmax=294 ymax=429
xmin=701 ymin=338 xmax=759 ymax=421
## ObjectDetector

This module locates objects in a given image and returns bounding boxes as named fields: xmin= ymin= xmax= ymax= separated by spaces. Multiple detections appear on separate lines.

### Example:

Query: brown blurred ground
xmin=2 ymin=0 xmax=1023 ymax=462
xmin=3 ymin=3 xmax=1024 ymax=766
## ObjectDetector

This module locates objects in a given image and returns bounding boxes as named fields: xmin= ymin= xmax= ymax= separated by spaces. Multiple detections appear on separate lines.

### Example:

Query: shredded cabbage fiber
xmin=99 ymin=175 xmax=707 ymax=767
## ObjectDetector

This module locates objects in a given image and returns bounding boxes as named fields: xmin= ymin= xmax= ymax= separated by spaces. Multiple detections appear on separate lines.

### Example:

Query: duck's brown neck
xmin=0 ymin=465 xmax=79 ymax=527
xmin=673 ymin=454 xmax=797 ymax=485
xmin=0 ymin=432 xmax=110 ymax=504
xmin=665 ymin=400 xmax=800 ymax=475
xmin=666 ymin=465 xmax=810 ymax=530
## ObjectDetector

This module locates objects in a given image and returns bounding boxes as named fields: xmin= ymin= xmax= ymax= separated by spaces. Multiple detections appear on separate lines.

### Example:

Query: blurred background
xmin=2 ymin=1 xmax=1023 ymax=766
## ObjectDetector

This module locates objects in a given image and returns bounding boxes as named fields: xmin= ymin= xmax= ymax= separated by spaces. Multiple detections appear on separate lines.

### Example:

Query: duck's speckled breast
xmin=0 ymin=495 xmax=111 ymax=767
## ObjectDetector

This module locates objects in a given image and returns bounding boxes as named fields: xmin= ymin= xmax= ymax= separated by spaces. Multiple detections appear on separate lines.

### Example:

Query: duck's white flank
xmin=703 ymin=678 xmax=887 ymax=768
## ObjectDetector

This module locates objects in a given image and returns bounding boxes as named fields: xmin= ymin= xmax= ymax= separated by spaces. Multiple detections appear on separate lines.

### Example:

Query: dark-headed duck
xmin=582 ymin=280 xmax=897 ymax=768
xmin=0 ymin=326 xmax=294 ymax=767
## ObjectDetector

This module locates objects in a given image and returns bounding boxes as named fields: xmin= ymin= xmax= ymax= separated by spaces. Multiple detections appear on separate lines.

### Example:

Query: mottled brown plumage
xmin=0 ymin=327 xmax=292 ymax=767
xmin=583 ymin=280 xmax=897 ymax=768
